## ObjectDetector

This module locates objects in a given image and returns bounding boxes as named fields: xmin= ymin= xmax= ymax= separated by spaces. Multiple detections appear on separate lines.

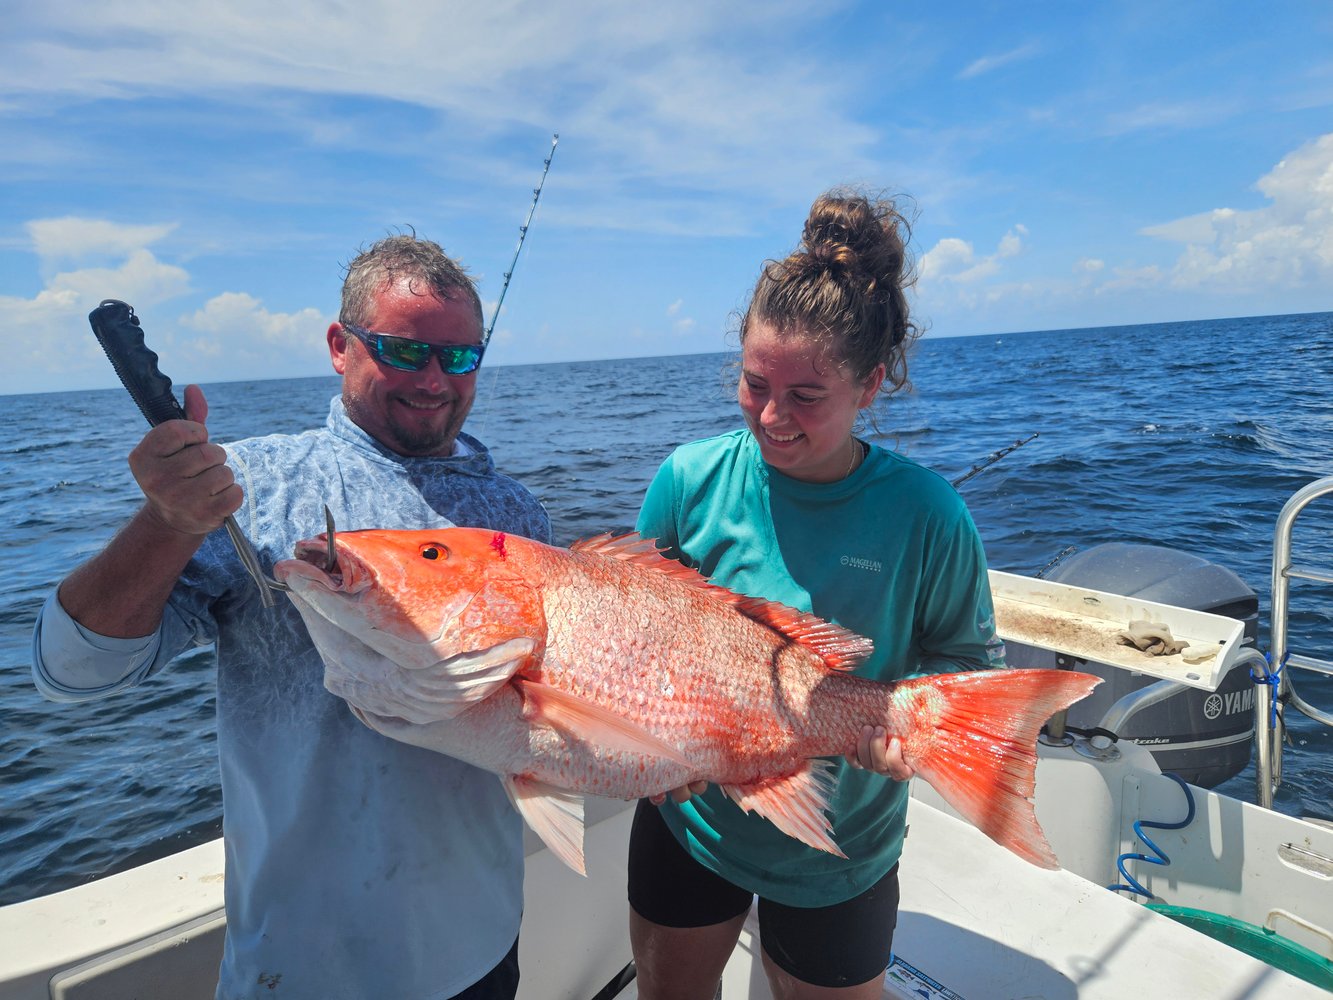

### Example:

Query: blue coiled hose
xmin=1107 ymin=771 xmax=1197 ymax=898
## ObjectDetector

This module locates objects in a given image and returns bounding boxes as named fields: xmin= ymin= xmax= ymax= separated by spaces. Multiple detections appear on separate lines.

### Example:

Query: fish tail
xmin=904 ymin=668 xmax=1100 ymax=869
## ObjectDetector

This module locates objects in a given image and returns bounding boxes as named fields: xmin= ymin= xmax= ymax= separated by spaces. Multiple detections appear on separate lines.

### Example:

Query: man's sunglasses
xmin=341 ymin=322 xmax=485 ymax=376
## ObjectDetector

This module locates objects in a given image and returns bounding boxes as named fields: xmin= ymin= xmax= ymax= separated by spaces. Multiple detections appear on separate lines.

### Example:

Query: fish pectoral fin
xmin=516 ymin=680 xmax=693 ymax=769
xmin=720 ymin=759 xmax=846 ymax=858
xmin=407 ymin=637 xmax=538 ymax=719
xmin=505 ymin=775 xmax=586 ymax=876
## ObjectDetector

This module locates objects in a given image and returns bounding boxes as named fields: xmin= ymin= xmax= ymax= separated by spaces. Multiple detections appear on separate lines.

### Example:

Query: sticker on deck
xmin=883 ymin=954 xmax=966 ymax=1000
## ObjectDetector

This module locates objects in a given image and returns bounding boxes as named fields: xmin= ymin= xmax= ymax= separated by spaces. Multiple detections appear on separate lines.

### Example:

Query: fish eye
xmin=419 ymin=543 xmax=450 ymax=561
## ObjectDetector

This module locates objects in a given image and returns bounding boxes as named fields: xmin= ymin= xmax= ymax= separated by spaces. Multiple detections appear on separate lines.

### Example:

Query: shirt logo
xmin=840 ymin=554 xmax=882 ymax=573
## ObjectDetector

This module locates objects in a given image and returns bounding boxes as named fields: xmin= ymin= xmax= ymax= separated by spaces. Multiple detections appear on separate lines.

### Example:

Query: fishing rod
xmin=483 ymin=132 xmax=559 ymax=349
xmin=951 ymin=432 xmax=1039 ymax=489
xmin=476 ymin=134 xmax=558 ymax=438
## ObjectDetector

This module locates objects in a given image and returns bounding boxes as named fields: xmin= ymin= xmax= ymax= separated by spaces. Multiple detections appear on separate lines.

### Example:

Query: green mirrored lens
xmin=441 ymin=347 xmax=482 ymax=375
xmin=378 ymin=336 xmax=433 ymax=370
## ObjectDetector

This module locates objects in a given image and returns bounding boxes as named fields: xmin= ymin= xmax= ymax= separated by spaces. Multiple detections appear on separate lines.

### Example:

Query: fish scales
xmin=533 ymin=543 xmax=877 ymax=780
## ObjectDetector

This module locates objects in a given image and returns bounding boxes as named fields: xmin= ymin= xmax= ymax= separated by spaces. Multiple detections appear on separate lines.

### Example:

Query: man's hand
xmin=129 ymin=384 xmax=242 ymax=537
xmin=58 ymin=384 xmax=244 ymax=638
xmin=846 ymin=726 xmax=916 ymax=781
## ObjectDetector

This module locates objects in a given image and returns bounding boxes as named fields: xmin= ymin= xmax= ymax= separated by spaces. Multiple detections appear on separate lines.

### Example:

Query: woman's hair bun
xmin=743 ymin=186 xmax=920 ymax=399
xmin=800 ymin=192 xmax=904 ymax=296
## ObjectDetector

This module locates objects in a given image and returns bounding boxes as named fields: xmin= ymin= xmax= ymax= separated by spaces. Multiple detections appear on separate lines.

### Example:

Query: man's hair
xmin=339 ymin=231 xmax=484 ymax=331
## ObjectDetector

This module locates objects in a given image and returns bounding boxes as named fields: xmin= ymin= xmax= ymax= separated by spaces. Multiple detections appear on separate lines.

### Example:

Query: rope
xmin=1251 ymin=651 xmax=1287 ymax=730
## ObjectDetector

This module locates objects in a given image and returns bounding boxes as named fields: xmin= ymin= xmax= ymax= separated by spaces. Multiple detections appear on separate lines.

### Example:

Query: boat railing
xmin=1257 ymin=474 xmax=1333 ymax=808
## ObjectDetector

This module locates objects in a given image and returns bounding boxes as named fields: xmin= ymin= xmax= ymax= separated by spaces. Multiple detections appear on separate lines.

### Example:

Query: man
xmin=32 ymin=235 xmax=550 ymax=999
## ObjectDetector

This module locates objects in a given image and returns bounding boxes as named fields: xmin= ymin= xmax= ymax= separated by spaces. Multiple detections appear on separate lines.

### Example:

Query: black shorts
xmin=627 ymin=799 xmax=899 ymax=989
xmin=451 ymin=935 xmax=519 ymax=1000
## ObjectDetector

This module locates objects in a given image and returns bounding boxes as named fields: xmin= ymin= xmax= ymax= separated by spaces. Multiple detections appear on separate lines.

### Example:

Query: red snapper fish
xmin=274 ymin=528 xmax=1099 ymax=875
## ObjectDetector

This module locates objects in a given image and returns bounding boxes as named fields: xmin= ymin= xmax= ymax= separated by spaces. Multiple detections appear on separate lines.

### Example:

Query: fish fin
xmin=571 ymin=531 xmax=762 ymax=604
xmin=570 ymin=531 xmax=665 ymax=558
xmin=404 ymin=637 xmax=537 ymax=718
xmin=720 ymin=759 xmax=846 ymax=858
xmin=506 ymin=775 xmax=586 ymax=876
xmin=903 ymin=668 xmax=1101 ymax=870
xmin=734 ymin=598 xmax=872 ymax=671
xmin=340 ymin=636 xmax=532 ymax=723
xmin=570 ymin=532 xmax=721 ymax=588
xmin=570 ymin=533 xmax=872 ymax=670
xmin=517 ymin=680 xmax=694 ymax=768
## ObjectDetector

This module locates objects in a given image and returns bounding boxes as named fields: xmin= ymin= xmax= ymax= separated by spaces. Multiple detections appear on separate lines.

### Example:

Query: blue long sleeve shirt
xmin=33 ymin=398 xmax=551 ymax=1000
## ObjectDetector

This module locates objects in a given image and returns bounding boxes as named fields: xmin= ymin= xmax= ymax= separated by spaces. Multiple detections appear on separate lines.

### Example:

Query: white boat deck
xmin=1 ymin=795 xmax=1328 ymax=998
xmin=517 ymin=798 xmax=1329 ymax=1000
xmin=885 ymin=802 xmax=1325 ymax=999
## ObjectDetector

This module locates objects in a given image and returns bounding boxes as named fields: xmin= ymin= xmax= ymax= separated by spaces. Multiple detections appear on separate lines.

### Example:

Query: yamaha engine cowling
xmin=1013 ymin=542 xmax=1258 ymax=788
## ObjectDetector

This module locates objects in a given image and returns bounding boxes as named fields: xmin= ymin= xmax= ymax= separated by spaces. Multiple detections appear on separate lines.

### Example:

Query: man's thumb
xmin=182 ymin=384 xmax=209 ymax=426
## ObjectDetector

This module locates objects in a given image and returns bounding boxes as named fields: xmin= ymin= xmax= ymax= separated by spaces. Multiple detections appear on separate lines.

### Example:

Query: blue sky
xmin=3 ymin=1 xmax=1331 ymax=395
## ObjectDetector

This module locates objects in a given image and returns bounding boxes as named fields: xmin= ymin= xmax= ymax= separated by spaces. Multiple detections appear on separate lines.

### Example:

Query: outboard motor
xmin=1015 ymin=542 xmax=1259 ymax=788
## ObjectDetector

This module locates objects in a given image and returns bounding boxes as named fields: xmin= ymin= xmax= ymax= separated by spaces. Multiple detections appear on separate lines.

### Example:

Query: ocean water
xmin=2 ymin=312 xmax=1331 ymax=906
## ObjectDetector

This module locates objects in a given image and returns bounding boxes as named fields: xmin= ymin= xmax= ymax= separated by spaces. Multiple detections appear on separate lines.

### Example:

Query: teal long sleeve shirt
xmin=637 ymin=430 xmax=1004 ymax=907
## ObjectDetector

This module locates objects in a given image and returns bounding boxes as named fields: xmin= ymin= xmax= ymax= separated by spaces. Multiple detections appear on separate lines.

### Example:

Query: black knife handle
xmin=88 ymin=299 xmax=187 ymax=427
xmin=86 ymin=298 xmax=283 ymax=608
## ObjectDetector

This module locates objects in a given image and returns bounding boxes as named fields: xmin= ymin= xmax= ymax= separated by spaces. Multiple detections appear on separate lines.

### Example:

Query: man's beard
xmin=344 ymin=392 xmax=472 ymax=458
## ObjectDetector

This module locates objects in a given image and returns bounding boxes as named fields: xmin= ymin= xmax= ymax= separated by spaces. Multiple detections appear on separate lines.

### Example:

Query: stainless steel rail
xmin=1258 ymin=474 xmax=1333 ymax=808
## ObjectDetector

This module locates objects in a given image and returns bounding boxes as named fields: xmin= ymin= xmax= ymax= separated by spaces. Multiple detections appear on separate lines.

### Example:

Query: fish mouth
xmin=275 ymin=536 xmax=370 ymax=595
xmin=274 ymin=506 xmax=366 ymax=594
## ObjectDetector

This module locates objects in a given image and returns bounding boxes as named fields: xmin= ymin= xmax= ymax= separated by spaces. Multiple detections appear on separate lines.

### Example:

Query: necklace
xmin=845 ymin=436 xmax=860 ymax=478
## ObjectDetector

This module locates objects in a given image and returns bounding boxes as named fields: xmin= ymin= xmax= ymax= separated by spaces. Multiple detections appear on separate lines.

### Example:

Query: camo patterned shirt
xmin=34 ymin=397 xmax=551 ymax=1000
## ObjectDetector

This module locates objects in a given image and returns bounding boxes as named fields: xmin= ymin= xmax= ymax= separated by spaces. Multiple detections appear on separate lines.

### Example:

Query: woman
xmin=628 ymin=189 xmax=1005 ymax=998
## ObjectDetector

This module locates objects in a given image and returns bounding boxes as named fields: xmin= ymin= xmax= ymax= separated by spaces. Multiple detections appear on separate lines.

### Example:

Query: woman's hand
xmin=649 ymin=780 xmax=709 ymax=806
xmin=846 ymin=726 xmax=916 ymax=781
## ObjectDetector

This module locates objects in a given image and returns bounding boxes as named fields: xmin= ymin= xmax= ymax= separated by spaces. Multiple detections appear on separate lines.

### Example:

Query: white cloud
xmin=920 ymin=226 xmax=1026 ymax=286
xmin=1 ymin=221 xmax=190 ymax=382
xmin=957 ymin=42 xmax=1042 ymax=81
xmin=173 ymin=292 xmax=330 ymax=382
xmin=0 ymin=248 xmax=189 ymax=339
xmin=1141 ymin=133 xmax=1333 ymax=291
xmin=664 ymin=298 xmax=696 ymax=336
xmin=48 ymin=249 xmax=191 ymax=306
xmin=919 ymin=238 xmax=975 ymax=279
xmin=1102 ymin=99 xmax=1238 ymax=136
xmin=1095 ymin=264 xmax=1165 ymax=293
xmin=4 ymin=2 xmax=881 ymax=211
xmin=998 ymin=225 xmax=1027 ymax=258
xmin=0 ymin=248 xmax=191 ymax=393
xmin=181 ymin=291 xmax=326 ymax=346
xmin=924 ymin=131 xmax=1333 ymax=327
xmin=26 ymin=217 xmax=177 ymax=263
xmin=0 ymin=219 xmax=328 ymax=393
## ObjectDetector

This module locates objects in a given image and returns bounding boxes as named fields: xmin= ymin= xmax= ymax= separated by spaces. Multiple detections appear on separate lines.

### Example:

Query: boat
xmin=2 ymin=477 xmax=1332 ymax=999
